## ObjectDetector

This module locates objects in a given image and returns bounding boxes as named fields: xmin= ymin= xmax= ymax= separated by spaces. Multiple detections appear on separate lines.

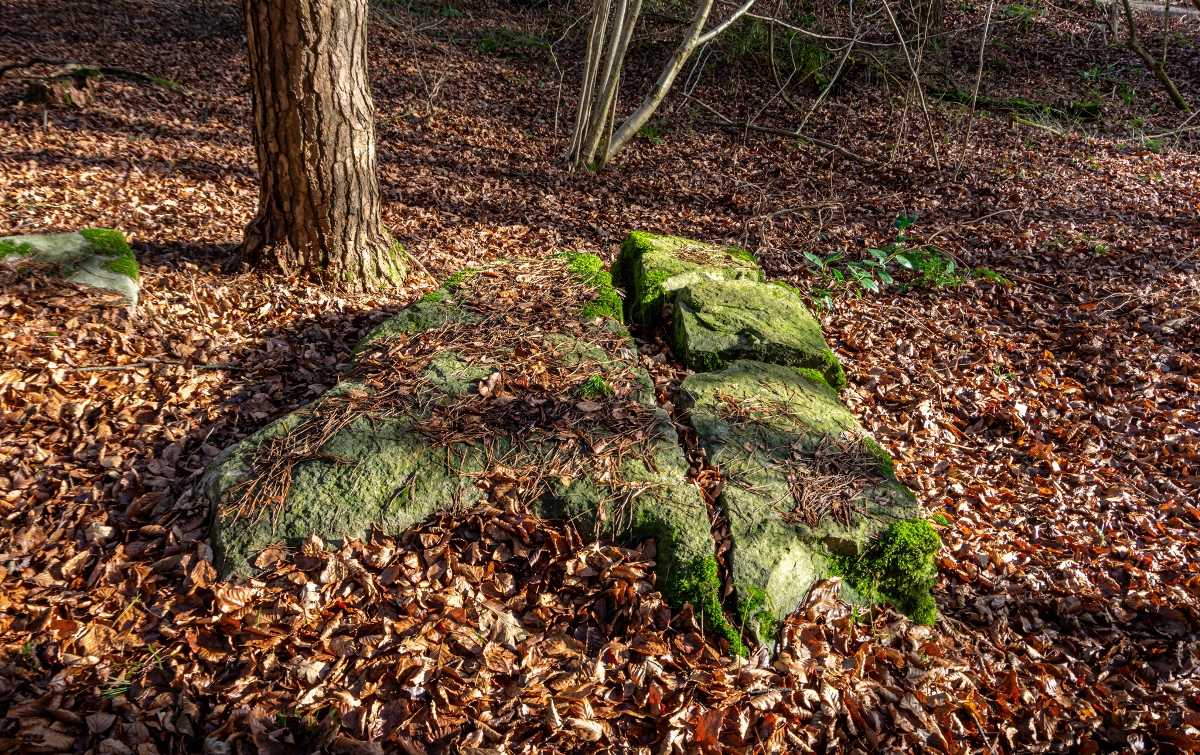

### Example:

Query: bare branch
xmin=880 ymin=0 xmax=943 ymax=180
xmin=698 ymin=0 xmax=758 ymax=44
xmin=952 ymin=0 xmax=995 ymax=182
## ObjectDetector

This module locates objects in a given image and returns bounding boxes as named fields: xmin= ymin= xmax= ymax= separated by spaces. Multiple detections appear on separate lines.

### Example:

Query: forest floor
xmin=1 ymin=0 xmax=1199 ymax=752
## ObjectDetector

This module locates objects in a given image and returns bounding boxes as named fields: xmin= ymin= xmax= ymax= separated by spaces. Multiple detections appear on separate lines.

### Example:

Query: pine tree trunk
xmin=240 ymin=0 xmax=405 ymax=292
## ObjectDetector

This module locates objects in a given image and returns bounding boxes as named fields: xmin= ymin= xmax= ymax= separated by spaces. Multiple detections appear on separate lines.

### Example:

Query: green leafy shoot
xmin=577 ymin=374 xmax=614 ymax=400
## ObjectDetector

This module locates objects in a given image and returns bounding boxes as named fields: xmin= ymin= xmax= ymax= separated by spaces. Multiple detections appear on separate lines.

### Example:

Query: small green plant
xmin=475 ymin=28 xmax=548 ymax=54
xmin=992 ymin=363 xmax=1018 ymax=381
xmin=802 ymin=215 xmax=917 ymax=295
xmin=577 ymin=375 xmax=614 ymax=400
xmin=20 ymin=641 xmax=40 ymax=669
xmin=973 ymin=267 xmax=1012 ymax=285
xmin=1000 ymin=2 xmax=1041 ymax=31
xmin=907 ymin=247 xmax=966 ymax=289
xmin=100 ymin=644 xmax=166 ymax=699
xmin=738 ymin=584 xmax=781 ymax=643
xmin=636 ymin=119 xmax=666 ymax=145
xmin=803 ymin=216 xmax=1008 ymax=297
xmin=801 ymin=251 xmax=845 ymax=305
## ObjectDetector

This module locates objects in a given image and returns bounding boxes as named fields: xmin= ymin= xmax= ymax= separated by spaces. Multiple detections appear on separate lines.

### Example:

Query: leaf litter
xmin=1 ymin=0 xmax=1199 ymax=752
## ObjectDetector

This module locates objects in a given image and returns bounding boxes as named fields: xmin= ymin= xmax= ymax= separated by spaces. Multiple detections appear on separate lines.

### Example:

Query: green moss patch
xmin=0 ymin=239 xmax=35 ymax=258
xmin=828 ymin=519 xmax=941 ymax=625
xmin=671 ymin=278 xmax=847 ymax=390
xmin=663 ymin=555 xmax=746 ymax=656
xmin=80 ymin=228 xmax=138 ymax=280
xmin=561 ymin=251 xmax=623 ymax=321
xmin=612 ymin=231 xmax=761 ymax=328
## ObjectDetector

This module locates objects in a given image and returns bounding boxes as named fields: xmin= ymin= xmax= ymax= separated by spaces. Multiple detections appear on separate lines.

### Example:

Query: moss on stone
xmin=417 ymin=267 xmax=478 ymax=304
xmin=819 ymin=350 xmax=847 ymax=391
xmin=561 ymin=252 xmax=623 ymax=321
xmin=795 ymin=367 xmax=834 ymax=394
xmin=530 ymin=424 xmax=717 ymax=637
xmin=737 ymin=584 xmax=781 ymax=644
xmin=208 ymin=256 xmax=716 ymax=621
xmin=0 ymin=239 xmax=35 ymax=258
xmin=662 ymin=555 xmax=746 ymax=657
xmin=103 ymin=255 xmax=139 ymax=280
xmin=80 ymin=228 xmax=138 ymax=280
xmin=613 ymin=231 xmax=761 ymax=328
xmin=768 ymin=279 xmax=801 ymax=296
xmin=828 ymin=518 xmax=941 ymax=626
xmin=862 ymin=437 xmax=896 ymax=477
xmin=671 ymin=278 xmax=846 ymax=390
xmin=680 ymin=360 xmax=929 ymax=627
xmin=633 ymin=268 xmax=672 ymax=327
xmin=725 ymin=244 xmax=758 ymax=267
xmin=443 ymin=268 xmax=475 ymax=289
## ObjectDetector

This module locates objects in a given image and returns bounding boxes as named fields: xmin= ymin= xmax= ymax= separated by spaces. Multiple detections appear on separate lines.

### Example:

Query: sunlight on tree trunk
xmin=240 ymin=0 xmax=406 ymax=292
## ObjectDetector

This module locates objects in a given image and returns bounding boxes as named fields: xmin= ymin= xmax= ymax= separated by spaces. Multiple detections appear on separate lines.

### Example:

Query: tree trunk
xmin=240 ymin=0 xmax=405 ymax=292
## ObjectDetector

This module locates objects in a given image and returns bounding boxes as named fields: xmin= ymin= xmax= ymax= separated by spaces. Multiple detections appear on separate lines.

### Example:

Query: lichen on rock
xmin=671 ymin=277 xmax=846 ymax=389
xmin=679 ymin=360 xmax=938 ymax=633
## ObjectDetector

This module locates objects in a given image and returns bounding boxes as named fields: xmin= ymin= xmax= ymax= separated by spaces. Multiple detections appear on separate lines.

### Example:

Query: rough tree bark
xmin=240 ymin=0 xmax=406 ymax=291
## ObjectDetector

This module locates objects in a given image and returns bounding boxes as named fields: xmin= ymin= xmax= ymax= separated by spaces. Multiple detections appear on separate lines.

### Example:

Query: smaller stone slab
xmin=672 ymin=277 xmax=846 ymax=390
xmin=680 ymin=360 xmax=937 ymax=638
xmin=0 ymin=229 xmax=139 ymax=305
xmin=611 ymin=231 xmax=761 ymax=329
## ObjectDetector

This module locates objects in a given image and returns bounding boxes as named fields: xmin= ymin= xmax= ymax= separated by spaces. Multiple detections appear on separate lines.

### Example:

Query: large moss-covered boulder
xmin=679 ymin=360 xmax=938 ymax=637
xmin=672 ymin=278 xmax=846 ymax=389
xmin=611 ymin=231 xmax=761 ymax=329
xmin=200 ymin=255 xmax=743 ymax=651
xmin=0 ymin=229 xmax=139 ymax=305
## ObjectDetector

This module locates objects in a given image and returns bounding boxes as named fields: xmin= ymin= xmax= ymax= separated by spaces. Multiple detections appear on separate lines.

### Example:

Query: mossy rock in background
xmin=679 ymin=360 xmax=938 ymax=638
xmin=0 ymin=228 xmax=139 ymax=305
xmin=200 ymin=255 xmax=742 ymax=652
xmin=671 ymin=277 xmax=846 ymax=390
xmin=611 ymin=231 xmax=762 ymax=329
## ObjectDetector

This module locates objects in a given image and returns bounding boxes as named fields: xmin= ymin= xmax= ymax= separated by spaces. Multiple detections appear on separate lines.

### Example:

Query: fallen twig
xmin=62 ymin=362 xmax=247 ymax=373
xmin=0 ymin=57 xmax=186 ymax=96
